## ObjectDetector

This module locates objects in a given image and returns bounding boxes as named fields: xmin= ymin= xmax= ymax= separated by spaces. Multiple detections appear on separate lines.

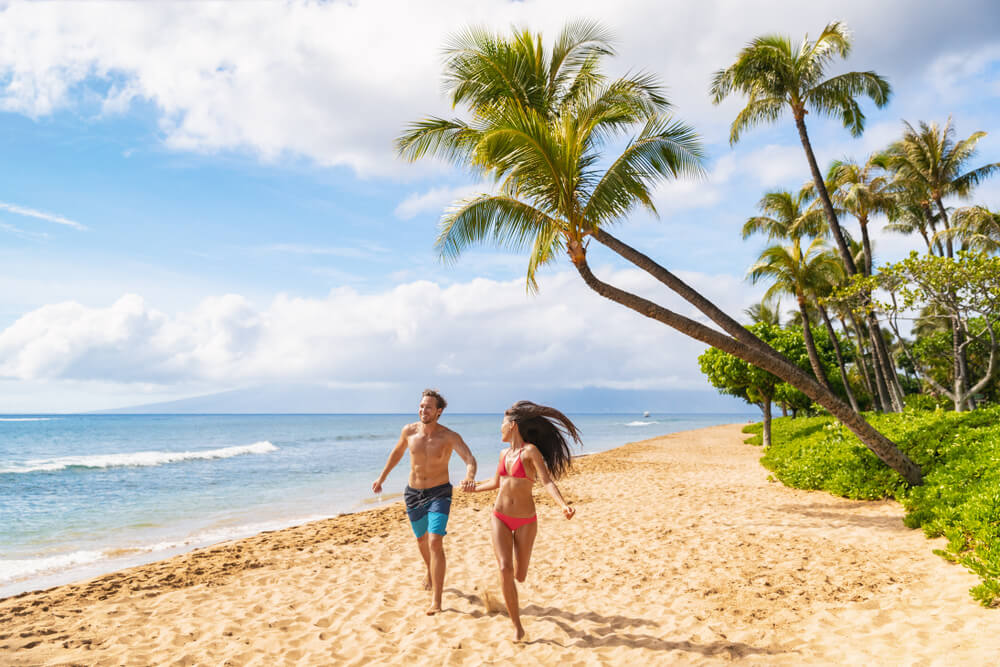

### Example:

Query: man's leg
xmin=416 ymin=533 xmax=432 ymax=589
xmin=426 ymin=532 xmax=445 ymax=615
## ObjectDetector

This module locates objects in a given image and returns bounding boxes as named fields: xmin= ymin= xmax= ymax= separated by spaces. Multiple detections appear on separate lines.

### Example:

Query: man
xmin=372 ymin=388 xmax=477 ymax=615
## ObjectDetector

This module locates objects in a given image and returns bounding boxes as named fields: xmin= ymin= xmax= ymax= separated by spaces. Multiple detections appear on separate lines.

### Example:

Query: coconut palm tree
xmin=397 ymin=22 xmax=922 ymax=485
xmin=710 ymin=21 xmax=890 ymax=277
xmin=710 ymin=21 xmax=902 ymax=412
xmin=827 ymin=155 xmax=896 ymax=276
xmin=941 ymin=205 xmax=1000 ymax=253
xmin=748 ymin=238 xmax=839 ymax=389
xmin=744 ymin=301 xmax=782 ymax=327
xmin=884 ymin=118 xmax=1000 ymax=257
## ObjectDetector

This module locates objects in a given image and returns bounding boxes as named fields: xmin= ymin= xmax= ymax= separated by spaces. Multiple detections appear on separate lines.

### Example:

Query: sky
xmin=0 ymin=0 xmax=999 ymax=413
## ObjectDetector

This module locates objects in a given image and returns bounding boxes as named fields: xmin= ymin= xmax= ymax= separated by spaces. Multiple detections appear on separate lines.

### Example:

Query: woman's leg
xmin=512 ymin=520 xmax=538 ymax=583
xmin=491 ymin=515 xmax=524 ymax=640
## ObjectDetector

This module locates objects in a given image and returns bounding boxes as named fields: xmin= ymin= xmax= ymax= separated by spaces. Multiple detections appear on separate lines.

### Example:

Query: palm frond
xmin=435 ymin=194 xmax=563 ymax=263
xmin=582 ymin=115 xmax=705 ymax=227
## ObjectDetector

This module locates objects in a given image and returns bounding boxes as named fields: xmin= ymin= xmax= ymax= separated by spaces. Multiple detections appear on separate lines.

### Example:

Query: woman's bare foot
xmin=513 ymin=625 xmax=526 ymax=642
xmin=426 ymin=605 xmax=442 ymax=616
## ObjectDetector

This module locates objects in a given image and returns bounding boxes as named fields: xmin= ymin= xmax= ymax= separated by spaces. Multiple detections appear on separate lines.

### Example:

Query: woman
xmin=468 ymin=400 xmax=581 ymax=641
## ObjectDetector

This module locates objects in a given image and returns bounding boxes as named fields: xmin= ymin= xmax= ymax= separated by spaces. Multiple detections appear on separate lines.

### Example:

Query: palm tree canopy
xmin=742 ymin=186 xmax=827 ymax=241
xmin=885 ymin=118 xmax=1000 ymax=200
xmin=744 ymin=301 xmax=782 ymax=327
xmin=748 ymin=238 xmax=841 ymax=307
xmin=943 ymin=205 xmax=1000 ymax=252
xmin=827 ymin=155 xmax=897 ymax=221
xmin=710 ymin=21 xmax=891 ymax=143
xmin=396 ymin=23 xmax=705 ymax=290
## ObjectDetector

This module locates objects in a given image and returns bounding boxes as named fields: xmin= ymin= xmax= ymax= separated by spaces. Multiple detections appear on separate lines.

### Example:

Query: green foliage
xmin=761 ymin=407 xmax=1000 ymax=607
xmin=698 ymin=321 xmax=858 ymax=415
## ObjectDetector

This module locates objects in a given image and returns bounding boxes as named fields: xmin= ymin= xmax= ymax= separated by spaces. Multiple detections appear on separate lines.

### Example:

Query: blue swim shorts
xmin=404 ymin=482 xmax=453 ymax=537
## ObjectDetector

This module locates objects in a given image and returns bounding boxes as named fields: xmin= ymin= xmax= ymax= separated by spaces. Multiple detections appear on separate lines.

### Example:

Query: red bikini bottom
xmin=493 ymin=510 xmax=537 ymax=531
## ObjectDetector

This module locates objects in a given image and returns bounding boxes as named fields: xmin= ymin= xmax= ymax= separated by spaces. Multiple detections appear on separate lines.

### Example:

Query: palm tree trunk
xmin=791 ymin=115 xmax=901 ymax=411
xmin=568 ymin=246 xmax=923 ymax=486
xmin=797 ymin=295 xmax=830 ymax=390
xmin=761 ymin=398 xmax=772 ymax=449
xmin=936 ymin=197 xmax=954 ymax=258
xmin=591 ymin=228 xmax=812 ymax=374
xmin=821 ymin=306 xmax=860 ymax=412
xmin=924 ymin=203 xmax=946 ymax=257
xmin=853 ymin=313 xmax=889 ymax=411
xmin=859 ymin=217 xmax=873 ymax=276
xmin=841 ymin=315 xmax=874 ymax=404
xmin=870 ymin=323 xmax=905 ymax=412
xmin=793 ymin=114 xmax=858 ymax=276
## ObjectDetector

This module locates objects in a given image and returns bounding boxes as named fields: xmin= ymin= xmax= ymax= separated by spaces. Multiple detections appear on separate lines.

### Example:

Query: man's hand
xmin=460 ymin=477 xmax=476 ymax=492
xmin=372 ymin=480 xmax=384 ymax=494
xmin=563 ymin=505 xmax=576 ymax=520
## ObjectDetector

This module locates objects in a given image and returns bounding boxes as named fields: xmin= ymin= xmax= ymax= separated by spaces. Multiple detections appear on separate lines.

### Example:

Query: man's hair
xmin=422 ymin=388 xmax=447 ymax=410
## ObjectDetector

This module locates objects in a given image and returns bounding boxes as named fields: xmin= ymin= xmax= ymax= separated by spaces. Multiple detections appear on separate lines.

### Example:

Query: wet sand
xmin=1 ymin=423 xmax=996 ymax=665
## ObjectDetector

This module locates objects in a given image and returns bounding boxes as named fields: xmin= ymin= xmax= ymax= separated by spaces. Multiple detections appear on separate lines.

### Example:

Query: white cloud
xmin=0 ymin=270 xmax=763 ymax=396
xmin=1 ymin=1 xmax=996 ymax=177
xmin=395 ymin=183 xmax=491 ymax=220
xmin=0 ymin=201 xmax=87 ymax=230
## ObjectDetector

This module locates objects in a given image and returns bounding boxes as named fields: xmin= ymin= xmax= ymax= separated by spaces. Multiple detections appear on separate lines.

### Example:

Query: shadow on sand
xmin=445 ymin=588 xmax=789 ymax=658
xmin=777 ymin=501 xmax=909 ymax=532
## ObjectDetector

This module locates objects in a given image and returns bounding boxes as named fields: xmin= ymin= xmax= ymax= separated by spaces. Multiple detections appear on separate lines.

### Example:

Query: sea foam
xmin=625 ymin=420 xmax=659 ymax=426
xmin=0 ymin=417 xmax=57 ymax=422
xmin=0 ymin=441 xmax=277 ymax=474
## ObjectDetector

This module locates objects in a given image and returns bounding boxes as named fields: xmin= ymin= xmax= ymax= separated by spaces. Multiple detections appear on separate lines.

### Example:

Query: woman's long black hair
xmin=505 ymin=401 xmax=582 ymax=480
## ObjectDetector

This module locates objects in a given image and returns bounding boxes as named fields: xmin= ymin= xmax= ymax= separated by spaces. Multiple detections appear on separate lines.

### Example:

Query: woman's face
xmin=501 ymin=415 xmax=516 ymax=442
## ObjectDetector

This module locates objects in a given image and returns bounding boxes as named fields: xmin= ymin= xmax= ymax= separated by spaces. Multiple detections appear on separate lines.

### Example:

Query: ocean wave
xmin=625 ymin=421 xmax=659 ymax=426
xmin=0 ymin=417 xmax=58 ymax=422
xmin=0 ymin=514 xmax=332 ymax=585
xmin=0 ymin=550 xmax=105 ymax=584
xmin=0 ymin=441 xmax=277 ymax=474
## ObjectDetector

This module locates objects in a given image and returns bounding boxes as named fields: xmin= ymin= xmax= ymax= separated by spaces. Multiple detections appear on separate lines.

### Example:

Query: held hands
xmin=460 ymin=477 xmax=477 ymax=492
xmin=563 ymin=504 xmax=576 ymax=520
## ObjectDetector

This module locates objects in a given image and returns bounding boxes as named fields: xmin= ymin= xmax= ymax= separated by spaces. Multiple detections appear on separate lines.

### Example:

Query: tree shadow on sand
xmin=519 ymin=605 xmax=787 ymax=658
xmin=776 ymin=502 xmax=910 ymax=532
xmin=445 ymin=589 xmax=789 ymax=658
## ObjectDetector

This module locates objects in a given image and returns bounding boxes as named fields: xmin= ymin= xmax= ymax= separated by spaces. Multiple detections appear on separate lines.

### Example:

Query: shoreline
xmin=3 ymin=421 xmax=996 ymax=665
xmin=3 ymin=414 xmax=747 ymax=599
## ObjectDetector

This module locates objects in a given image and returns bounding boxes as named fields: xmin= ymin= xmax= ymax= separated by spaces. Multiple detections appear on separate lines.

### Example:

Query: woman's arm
xmin=469 ymin=448 xmax=503 ymax=492
xmin=524 ymin=446 xmax=575 ymax=519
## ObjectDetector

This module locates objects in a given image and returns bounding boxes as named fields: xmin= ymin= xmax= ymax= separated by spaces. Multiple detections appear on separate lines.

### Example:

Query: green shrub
xmin=759 ymin=406 xmax=1000 ymax=607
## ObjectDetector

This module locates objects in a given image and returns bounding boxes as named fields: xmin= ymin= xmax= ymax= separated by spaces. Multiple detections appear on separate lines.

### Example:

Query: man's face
xmin=418 ymin=396 xmax=442 ymax=424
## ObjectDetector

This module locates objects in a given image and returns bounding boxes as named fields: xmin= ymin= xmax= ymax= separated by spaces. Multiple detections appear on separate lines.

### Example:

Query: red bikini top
xmin=497 ymin=448 xmax=534 ymax=481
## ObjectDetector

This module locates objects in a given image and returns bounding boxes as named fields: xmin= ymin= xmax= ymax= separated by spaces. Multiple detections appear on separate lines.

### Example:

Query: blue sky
xmin=0 ymin=0 xmax=998 ymax=412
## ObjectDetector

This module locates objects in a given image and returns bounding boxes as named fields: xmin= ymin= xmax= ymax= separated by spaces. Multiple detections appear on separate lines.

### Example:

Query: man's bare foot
xmin=426 ymin=605 xmax=442 ymax=616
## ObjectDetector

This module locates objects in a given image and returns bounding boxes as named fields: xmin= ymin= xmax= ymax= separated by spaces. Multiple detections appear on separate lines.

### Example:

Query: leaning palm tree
xmin=748 ymin=238 xmax=839 ymax=389
xmin=710 ymin=21 xmax=901 ymax=412
xmin=827 ymin=154 xmax=897 ymax=276
xmin=710 ymin=21 xmax=890 ymax=277
xmin=884 ymin=118 xmax=1000 ymax=257
xmin=397 ymin=23 xmax=922 ymax=485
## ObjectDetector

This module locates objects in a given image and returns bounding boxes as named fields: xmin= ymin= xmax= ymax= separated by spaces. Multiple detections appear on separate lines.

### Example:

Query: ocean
xmin=0 ymin=412 xmax=751 ymax=597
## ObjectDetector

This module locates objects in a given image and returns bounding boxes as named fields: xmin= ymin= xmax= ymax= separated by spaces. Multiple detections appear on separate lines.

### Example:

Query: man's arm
xmin=372 ymin=427 xmax=409 ymax=494
xmin=450 ymin=433 xmax=478 ymax=492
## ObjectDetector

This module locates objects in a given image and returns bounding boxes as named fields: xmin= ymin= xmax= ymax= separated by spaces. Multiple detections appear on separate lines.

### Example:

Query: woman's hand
xmin=563 ymin=505 xmax=575 ymax=520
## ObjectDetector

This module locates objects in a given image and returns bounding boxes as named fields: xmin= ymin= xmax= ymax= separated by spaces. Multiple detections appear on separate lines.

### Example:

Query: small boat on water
xmin=643 ymin=411 xmax=650 ymax=418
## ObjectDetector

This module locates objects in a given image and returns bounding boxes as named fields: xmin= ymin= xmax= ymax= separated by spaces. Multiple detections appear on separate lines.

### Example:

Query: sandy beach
xmin=1 ymin=422 xmax=997 ymax=665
